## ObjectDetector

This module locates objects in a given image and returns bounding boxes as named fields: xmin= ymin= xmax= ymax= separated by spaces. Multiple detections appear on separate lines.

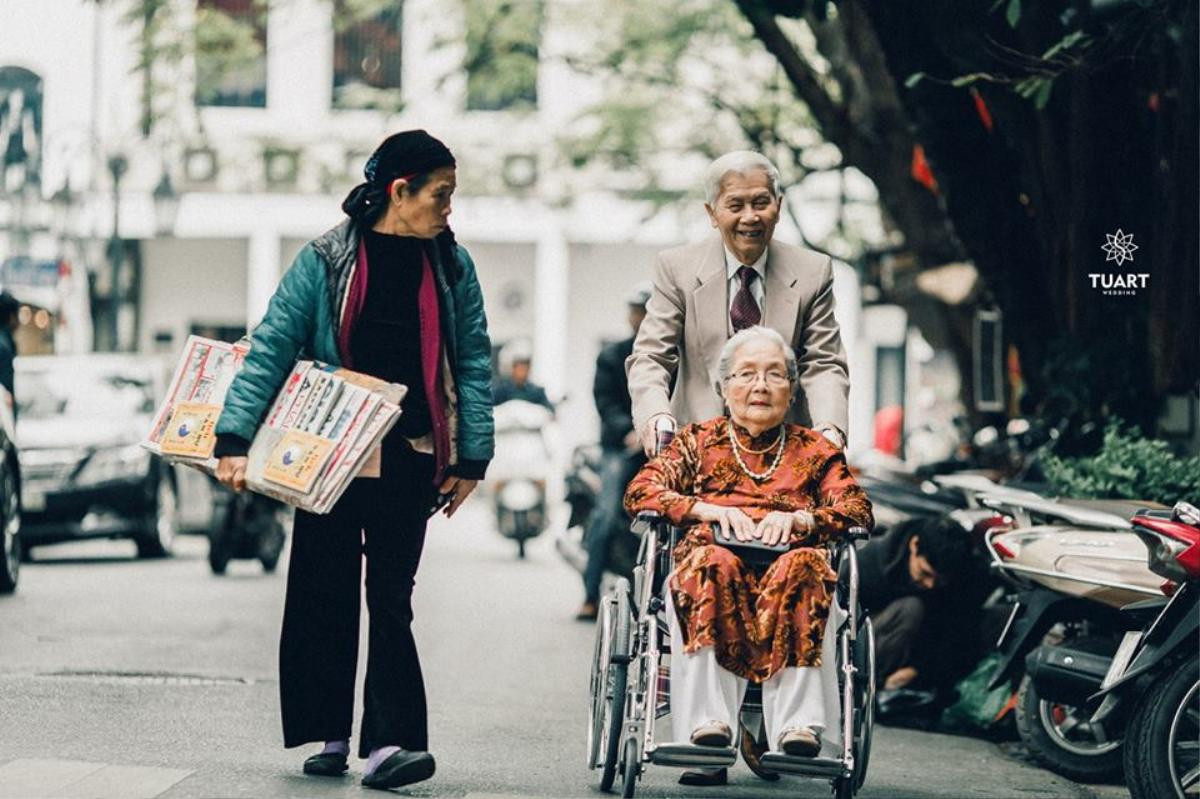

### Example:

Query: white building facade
xmin=1 ymin=0 xmax=880 ymax=452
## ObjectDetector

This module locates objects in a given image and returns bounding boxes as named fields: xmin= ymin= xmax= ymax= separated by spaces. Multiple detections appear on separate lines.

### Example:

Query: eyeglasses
xmin=726 ymin=369 xmax=791 ymax=387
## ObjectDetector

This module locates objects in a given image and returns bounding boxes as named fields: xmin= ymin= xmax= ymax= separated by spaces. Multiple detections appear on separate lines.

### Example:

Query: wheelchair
xmin=586 ymin=485 xmax=876 ymax=797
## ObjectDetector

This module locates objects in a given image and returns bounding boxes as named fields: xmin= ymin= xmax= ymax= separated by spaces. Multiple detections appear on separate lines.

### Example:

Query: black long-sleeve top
xmin=593 ymin=337 xmax=635 ymax=451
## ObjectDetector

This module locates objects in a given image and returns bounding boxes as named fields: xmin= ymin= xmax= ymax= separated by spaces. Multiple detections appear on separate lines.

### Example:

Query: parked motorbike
xmin=982 ymin=493 xmax=1166 ymax=781
xmin=488 ymin=400 xmax=555 ymax=558
xmin=208 ymin=483 xmax=288 ymax=575
xmin=555 ymin=444 xmax=641 ymax=583
xmin=1088 ymin=501 xmax=1200 ymax=799
xmin=556 ymin=443 xmax=603 ymax=573
xmin=858 ymin=417 xmax=1067 ymax=529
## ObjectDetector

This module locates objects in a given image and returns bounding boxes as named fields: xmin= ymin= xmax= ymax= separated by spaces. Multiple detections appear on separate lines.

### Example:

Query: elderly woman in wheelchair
xmin=624 ymin=325 xmax=873 ymax=783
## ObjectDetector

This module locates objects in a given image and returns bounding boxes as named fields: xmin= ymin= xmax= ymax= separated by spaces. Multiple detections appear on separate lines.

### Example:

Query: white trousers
xmin=666 ymin=591 xmax=843 ymax=753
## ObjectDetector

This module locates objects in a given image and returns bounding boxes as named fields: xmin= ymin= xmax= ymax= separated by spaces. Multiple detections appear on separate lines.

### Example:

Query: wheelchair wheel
xmin=852 ymin=616 xmax=876 ymax=791
xmin=620 ymin=735 xmax=640 ymax=798
xmin=587 ymin=596 xmax=615 ymax=769
xmin=598 ymin=579 xmax=632 ymax=792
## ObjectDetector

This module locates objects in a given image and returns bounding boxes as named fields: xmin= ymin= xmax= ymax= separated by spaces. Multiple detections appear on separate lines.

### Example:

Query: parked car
xmin=15 ymin=354 xmax=179 ymax=558
xmin=0 ymin=384 xmax=22 ymax=593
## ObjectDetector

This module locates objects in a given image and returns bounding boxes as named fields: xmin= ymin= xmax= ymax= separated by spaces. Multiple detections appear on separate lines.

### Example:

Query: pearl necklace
xmin=728 ymin=421 xmax=786 ymax=482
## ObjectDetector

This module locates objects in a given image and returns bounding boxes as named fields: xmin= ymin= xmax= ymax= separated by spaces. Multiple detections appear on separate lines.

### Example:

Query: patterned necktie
xmin=730 ymin=265 xmax=761 ymax=331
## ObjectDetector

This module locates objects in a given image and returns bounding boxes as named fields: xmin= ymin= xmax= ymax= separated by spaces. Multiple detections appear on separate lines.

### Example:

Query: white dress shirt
xmin=723 ymin=247 xmax=767 ymax=313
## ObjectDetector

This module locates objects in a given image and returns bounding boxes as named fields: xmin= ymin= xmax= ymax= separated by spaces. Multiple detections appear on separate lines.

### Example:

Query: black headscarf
xmin=342 ymin=129 xmax=461 ymax=282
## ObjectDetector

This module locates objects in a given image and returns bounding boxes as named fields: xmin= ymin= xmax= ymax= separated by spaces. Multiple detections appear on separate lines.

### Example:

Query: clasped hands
xmin=691 ymin=501 xmax=815 ymax=547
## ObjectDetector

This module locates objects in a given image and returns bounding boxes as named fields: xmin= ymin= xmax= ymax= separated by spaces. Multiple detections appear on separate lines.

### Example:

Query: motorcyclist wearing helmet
xmin=491 ymin=340 xmax=554 ymax=411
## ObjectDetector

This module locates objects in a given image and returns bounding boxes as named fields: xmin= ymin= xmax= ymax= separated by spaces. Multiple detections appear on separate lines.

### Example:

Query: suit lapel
xmin=692 ymin=238 xmax=729 ymax=362
xmin=763 ymin=241 xmax=802 ymax=342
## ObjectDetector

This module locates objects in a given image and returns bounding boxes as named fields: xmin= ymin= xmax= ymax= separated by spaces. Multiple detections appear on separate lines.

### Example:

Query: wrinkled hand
xmin=641 ymin=413 xmax=676 ymax=457
xmin=693 ymin=502 xmax=756 ymax=543
xmin=216 ymin=456 xmax=248 ymax=493
xmin=623 ymin=429 xmax=641 ymax=453
xmin=438 ymin=476 xmax=478 ymax=518
xmin=754 ymin=510 xmax=817 ymax=547
xmin=755 ymin=511 xmax=798 ymax=547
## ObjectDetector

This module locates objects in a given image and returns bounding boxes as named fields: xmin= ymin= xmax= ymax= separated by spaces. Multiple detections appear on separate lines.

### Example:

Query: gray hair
xmin=704 ymin=151 xmax=783 ymax=205
xmin=714 ymin=326 xmax=799 ymax=397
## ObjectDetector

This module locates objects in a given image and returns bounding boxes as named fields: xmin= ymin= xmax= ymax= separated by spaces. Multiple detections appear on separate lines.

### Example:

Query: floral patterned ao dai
xmin=624 ymin=417 xmax=874 ymax=682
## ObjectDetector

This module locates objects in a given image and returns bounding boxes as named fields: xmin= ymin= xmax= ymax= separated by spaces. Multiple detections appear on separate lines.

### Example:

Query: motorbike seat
xmin=1052 ymin=498 xmax=1168 ymax=522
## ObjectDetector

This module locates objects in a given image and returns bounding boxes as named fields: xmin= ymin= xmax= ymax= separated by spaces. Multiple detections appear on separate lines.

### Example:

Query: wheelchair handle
xmin=847 ymin=526 xmax=871 ymax=542
xmin=654 ymin=415 xmax=676 ymax=455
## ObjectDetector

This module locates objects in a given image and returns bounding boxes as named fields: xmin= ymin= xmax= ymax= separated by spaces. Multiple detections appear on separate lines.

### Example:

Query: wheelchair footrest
xmin=649 ymin=743 xmax=737 ymax=768
xmin=759 ymin=753 xmax=845 ymax=778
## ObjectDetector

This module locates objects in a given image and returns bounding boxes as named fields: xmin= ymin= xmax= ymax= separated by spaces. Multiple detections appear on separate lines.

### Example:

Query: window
xmin=195 ymin=0 xmax=267 ymax=107
xmin=333 ymin=2 xmax=404 ymax=110
xmin=464 ymin=0 xmax=541 ymax=111
xmin=0 ymin=66 xmax=43 ymax=191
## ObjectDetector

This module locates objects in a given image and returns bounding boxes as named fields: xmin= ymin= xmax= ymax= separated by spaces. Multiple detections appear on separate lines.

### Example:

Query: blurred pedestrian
xmin=491 ymin=339 xmax=554 ymax=411
xmin=213 ymin=130 xmax=495 ymax=790
xmin=626 ymin=150 xmax=850 ymax=455
xmin=576 ymin=283 xmax=651 ymax=620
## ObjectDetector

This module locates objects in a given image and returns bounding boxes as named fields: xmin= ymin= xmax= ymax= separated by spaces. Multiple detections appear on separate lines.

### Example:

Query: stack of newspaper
xmin=143 ymin=335 xmax=406 ymax=514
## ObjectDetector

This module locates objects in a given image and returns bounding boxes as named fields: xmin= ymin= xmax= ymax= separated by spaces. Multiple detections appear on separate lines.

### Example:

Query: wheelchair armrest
xmin=632 ymin=510 xmax=664 ymax=534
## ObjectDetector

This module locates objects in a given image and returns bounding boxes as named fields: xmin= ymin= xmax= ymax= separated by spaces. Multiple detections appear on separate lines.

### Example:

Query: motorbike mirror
xmin=973 ymin=426 xmax=999 ymax=447
xmin=1174 ymin=501 xmax=1200 ymax=526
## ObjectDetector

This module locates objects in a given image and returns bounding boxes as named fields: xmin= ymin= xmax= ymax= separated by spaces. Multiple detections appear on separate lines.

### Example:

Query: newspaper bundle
xmin=142 ymin=335 xmax=406 ymax=514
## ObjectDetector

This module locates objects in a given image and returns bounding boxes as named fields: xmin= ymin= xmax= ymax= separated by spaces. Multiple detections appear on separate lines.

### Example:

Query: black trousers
xmin=279 ymin=443 xmax=438 ymax=758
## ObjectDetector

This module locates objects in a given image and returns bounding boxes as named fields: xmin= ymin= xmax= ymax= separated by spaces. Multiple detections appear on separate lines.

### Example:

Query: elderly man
xmin=627 ymin=151 xmax=849 ymax=456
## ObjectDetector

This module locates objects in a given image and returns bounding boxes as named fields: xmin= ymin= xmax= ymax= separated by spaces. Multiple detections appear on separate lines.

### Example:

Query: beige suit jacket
xmin=626 ymin=236 xmax=849 ymax=436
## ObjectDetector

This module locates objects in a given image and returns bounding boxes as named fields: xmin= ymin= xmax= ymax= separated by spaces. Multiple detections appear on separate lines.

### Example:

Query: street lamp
xmin=106 ymin=154 xmax=127 ymax=352
xmin=152 ymin=167 xmax=178 ymax=237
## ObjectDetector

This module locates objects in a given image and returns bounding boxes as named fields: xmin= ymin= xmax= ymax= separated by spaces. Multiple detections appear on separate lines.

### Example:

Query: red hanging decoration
xmin=971 ymin=87 xmax=994 ymax=132
xmin=911 ymin=144 xmax=939 ymax=194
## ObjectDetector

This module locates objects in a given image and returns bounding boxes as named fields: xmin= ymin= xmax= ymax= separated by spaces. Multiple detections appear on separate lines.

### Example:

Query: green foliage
xmin=1043 ymin=419 xmax=1200 ymax=504
xmin=559 ymin=0 xmax=821 ymax=208
xmin=195 ymin=5 xmax=267 ymax=106
xmin=331 ymin=0 xmax=396 ymax=32
xmin=464 ymin=0 xmax=542 ymax=111
xmin=1005 ymin=0 xmax=1021 ymax=29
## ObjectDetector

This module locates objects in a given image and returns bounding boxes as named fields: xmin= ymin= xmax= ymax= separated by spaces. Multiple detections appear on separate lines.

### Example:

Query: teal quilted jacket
xmin=214 ymin=221 xmax=495 ymax=472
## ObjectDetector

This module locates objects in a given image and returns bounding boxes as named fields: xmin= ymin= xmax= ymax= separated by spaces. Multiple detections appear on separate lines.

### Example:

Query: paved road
xmin=0 ymin=499 xmax=1129 ymax=798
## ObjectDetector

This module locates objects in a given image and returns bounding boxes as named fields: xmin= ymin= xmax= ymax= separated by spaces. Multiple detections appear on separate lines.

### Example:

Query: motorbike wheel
xmin=136 ymin=469 xmax=177 ymax=559
xmin=208 ymin=498 xmax=236 ymax=576
xmin=258 ymin=514 xmax=286 ymax=574
xmin=1015 ymin=673 xmax=1122 ymax=782
xmin=0 ymin=464 xmax=20 ymax=594
xmin=1123 ymin=654 xmax=1200 ymax=799
xmin=208 ymin=528 xmax=232 ymax=575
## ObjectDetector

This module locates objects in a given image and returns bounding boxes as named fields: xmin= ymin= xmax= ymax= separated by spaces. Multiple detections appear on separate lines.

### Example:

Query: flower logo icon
xmin=1101 ymin=229 xmax=1138 ymax=266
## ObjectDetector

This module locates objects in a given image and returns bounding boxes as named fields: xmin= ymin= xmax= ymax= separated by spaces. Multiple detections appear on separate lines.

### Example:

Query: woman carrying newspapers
xmin=214 ymin=130 xmax=494 ymax=790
